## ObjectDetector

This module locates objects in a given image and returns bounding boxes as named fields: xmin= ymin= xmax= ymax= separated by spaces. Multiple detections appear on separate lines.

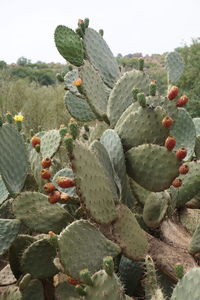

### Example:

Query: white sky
xmin=0 ymin=0 xmax=200 ymax=64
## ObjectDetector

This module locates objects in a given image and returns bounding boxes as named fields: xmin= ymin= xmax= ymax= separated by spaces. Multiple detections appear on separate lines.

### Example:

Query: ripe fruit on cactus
xmin=43 ymin=182 xmax=55 ymax=193
xmin=172 ymin=178 xmax=182 ymax=188
xmin=41 ymin=169 xmax=52 ymax=180
xmin=56 ymin=176 xmax=75 ymax=188
xmin=167 ymin=86 xmax=179 ymax=100
xmin=179 ymin=164 xmax=189 ymax=174
xmin=67 ymin=276 xmax=81 ymax=286
xmin=72 ymin=78 xmax=82 ymax=86
xmin=176 ymin=95 xmax=188 ymax=107
xmin=164 ymin=136 xmax=176 ymax=150
xmin=48 ymin=191 xmax=61 ymax=204
xmin=176 ymin=148 xmax=187 ymax=160
xmin=162 ymin=116 xmax=174 ymax=127
xmin=41 ymin=158 xmax=52 ymax=169
xmin=31 ymin=136 xmax=41 ymax=147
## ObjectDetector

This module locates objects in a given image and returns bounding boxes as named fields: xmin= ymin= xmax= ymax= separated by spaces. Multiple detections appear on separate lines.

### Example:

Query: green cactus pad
xmin=0 ymin=264 xmax=17 ymax=285
xmin=52 ymin=167 xmax=76 ymax=195
xmin=0 ymin=198 xmax=14 ymax=219
xmin=9 ymin=235 xmax=36 ymax=279
xmin=165 ymin=51 xmax=184 ymax=83
xmin=89 ymin=140 xmax=119 ymax=201
xmin=0 ymin=175 xmax=9 ymax=205
xmin=0 ymin=123 xmax=28 ymax=194
xmin=193 ymin=118 xmax=200 ymax=158
xmin=114 ymin=102 xmax=140 ymax=132
xmin=188 ymin=222 xmax=200 ymax=255
xmin=180 ymin=208 xmax=200 ymax=235
xmin=0 ymin=219 xmax=21 ymax=255
xmin=0 ymin=286 xmax=22 ymax=300
xmin=40 ymin=129 xmax=61 ymax=159
xmin=89 ymin=121 xmax=109 ymax=144
xmin=171 ymin=268 xmax=200 ymax=300
xmin=20 ymin=239 xmax=58 ymax=279
xmin=116 ymin=105 xmax=169 ymax=150
xmin=170 ymin=108 xmax=196 ymax=161
xmin=129 ymin=179 xmax=152 ymax=205
xmin=83 ymin=27 xmax=120 ymax=88
xmin=64 ymin=91 xmax=96 ymax=122
xmin=79 ymin=60 xmax=108 ymax=117
xmin=29 ymin=148 xmax=44 ymax=191
xmin=112 ymin=204 xmax=148 ymax=260
xmin=54 ymin=25 xmax=84 ymax=66
xmin=146 ymin=95 xmax=178 ymax=120
xmin=55 ymin=282 xmax=79 ymax=300
xmin=100 ymin=129 xmax=135 ymax=207
xmin=71 ymin=141 xmax=117 ymax=224
xmin=107 ymin=70 xmax=150 ymax=127
xmin=83 ymin=268 xmax=126 ymax=300
xmin=64 ymin=68 xmax=82 ymax=96
xmin=12 ymin=192 xmax=73 ymax=233
xmin=126 ymin=144 xmax=180 ymax=192
xmin=171 ymin=161 xmax=200 ymax=208
xmin=143 ymin=191 xmax=170 ymax=228
xmin=119 ymin=256 xmax=144 ymax=296
xmin=58 ymin=220 xmax=121 ymax=280
xmin=21 ymin=279 xmax=44 ymax=300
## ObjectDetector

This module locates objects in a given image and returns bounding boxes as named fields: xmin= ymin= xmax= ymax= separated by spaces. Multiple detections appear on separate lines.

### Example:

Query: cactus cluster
xmin=1 ymin=18 xmax=200 ymax=300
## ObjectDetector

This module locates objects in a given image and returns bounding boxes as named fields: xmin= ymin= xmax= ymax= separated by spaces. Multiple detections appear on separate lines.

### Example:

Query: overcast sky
xmin=0 ymin=0 xmax=200 ymax=64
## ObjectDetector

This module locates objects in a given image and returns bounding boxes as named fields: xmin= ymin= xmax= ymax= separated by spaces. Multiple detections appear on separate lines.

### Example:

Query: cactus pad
xmin=170 ymin=108 xmax=196 ymax=161
xmin=107 ymin=70 xmax=150 ymax=127
xmin=165 ymin=51 xmax=184 ymax=83
xmin=54 ymin=25 xmax=84 ymax=66
xmin=58 ymin=220 xmax=121 ymax=280
xmin=112 ymin=204 xmax=148 ymax=260
xmin=71 ymin=141 xmax=117 ymax=224
xmin=116 ymin=105 xmax=169 ymax=150
xmin=0 ymin=218 xmax=21 ymax=255
xmin=0 ymin=124 xmax=28 ymax=194
xmin=64 ymin=91 xmax=96 ymax=122
xmin=126 ymin=144 xmax=180 ymax=192
xmin=83 ymin=27 xmax=120 ymax=88
xmin=79 ymin=60 xmax=108 ymax=117
xmin=40 ymin=129 xmax=61 ymax=159
xmin=21 ymin=238 xmax=58 ymax=279
xmin=171 ymin=268 xmax=200 ymax=300
xmin=12 ymin=192 xmax=73 ymax=233
xmin=0 ymin=175 xmax=9 ymax=205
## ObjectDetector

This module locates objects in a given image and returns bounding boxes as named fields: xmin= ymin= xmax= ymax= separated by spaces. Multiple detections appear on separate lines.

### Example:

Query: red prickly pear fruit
xmin=164 ymin=136 xmax=176 ymax=150
xmin=176 ymin=148 xmax=187 ymax=160
xmin=162 ymin=116 xmax=174 ymax=127
xmin=179 ymin=164 xmax=189 ymax=174
xmin=31 ymin=136 xmax=41 ymax=147
xmin=176 ymin=95 xmax=188 ymax=107
xmin=172 ymin=178 xmax=182 ymax=188
xmin=67 ymin=276 xmax=82 ymax=286
xmin=56 ymin=177 xmax=75 ymax=188
xmin=41 ymin=169 xmax=52 ymax=180
xmin=48 ymin=191 xmax=61 ymax=204
xmin=43 ymin=182 xmax=55 ymax=193
xmin=167 ymin=86 xmax=179 ymax=100
xmin=41 ymin=158 xmax=52 ymax=169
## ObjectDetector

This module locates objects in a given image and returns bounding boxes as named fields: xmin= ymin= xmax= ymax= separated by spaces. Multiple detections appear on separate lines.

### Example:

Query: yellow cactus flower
xmin=13 ymin=113 xmax=24 ymax=122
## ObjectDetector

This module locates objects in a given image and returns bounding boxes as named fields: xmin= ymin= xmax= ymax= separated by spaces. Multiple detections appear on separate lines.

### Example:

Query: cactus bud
xmin=99 ymin=29 xmax=104 ymax=36
xmin=59 ymin=125 xmax=68 ymax=138
xmin=56 ymin=73 xmax=64 ymax=82
xmin=132 ymin=87 xmax=140 ymax=100
xmin=68 ymin=120 xmax=78 ymax=140
xmin=75 ymin=27 xmax=84 ymax=38
xmin=84 ymin=18 xmax=90 ymax=28
xmin=6 ymin=112 xmax=13 ymax=124
xmin=103 ymin=256 xmax=114 ymax=276
xmin=137 ymin=93 xmax=146 ymax=107
xmin=149 ymin=81 xmax=157 ymax=96
xmin=138 ymin=57 xmax=144 ymax=71
xmin=174 ymin=263 xmax=184 ymax=279
xmin=64 ymin=134 xmax=74 ymax=154
xmin=80 ymin=269 xmax=93 ymax=286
